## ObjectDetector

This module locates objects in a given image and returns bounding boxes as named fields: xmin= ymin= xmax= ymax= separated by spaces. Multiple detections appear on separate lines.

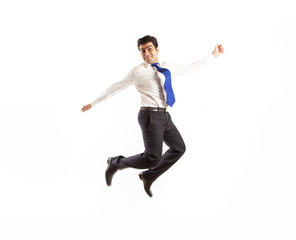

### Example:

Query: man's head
xmin=137 ymin=35 xmax=159 ymax=64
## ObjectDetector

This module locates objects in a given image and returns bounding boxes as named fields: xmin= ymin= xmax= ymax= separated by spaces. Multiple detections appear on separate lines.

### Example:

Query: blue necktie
xmin=151 ymin=63 xmax=175 ymax=107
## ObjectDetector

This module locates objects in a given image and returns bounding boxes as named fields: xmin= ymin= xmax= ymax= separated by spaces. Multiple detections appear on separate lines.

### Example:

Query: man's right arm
xmin=81 ymin=68 xmax=136 ymax=112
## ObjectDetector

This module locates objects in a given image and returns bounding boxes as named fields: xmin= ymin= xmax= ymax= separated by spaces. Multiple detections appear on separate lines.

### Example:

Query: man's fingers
xmin=81 ymin=104 xmax=92 ymax=112
xmin=217 ymin=44 xmax=224 ymax=53
xmin=81 ymin=105 xmax=88 ymax=112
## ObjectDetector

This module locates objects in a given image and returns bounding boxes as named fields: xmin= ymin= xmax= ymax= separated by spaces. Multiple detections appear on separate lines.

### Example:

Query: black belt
xmin=140 ymin=107 xmax=167 ymax=112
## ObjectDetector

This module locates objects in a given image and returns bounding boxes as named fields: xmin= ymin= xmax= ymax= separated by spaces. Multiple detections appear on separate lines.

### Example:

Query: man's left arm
xmin=170 ymin=44 xmax=224 ymax=76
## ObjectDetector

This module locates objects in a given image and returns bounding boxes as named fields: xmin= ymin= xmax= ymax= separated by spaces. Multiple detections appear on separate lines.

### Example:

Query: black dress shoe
xmin=139 ymin=173 xmax=153 ymax=197
xmin=105 ymin=156 xmax=123 ymax=186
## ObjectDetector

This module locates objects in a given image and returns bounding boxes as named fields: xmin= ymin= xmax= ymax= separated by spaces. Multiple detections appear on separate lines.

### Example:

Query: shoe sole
xmin=106 ymin=157 xmax=113 ymax=186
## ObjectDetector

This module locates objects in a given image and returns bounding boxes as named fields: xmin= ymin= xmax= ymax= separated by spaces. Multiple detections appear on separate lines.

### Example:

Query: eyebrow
xmin=140 ymin=45 xmax=153 ymax=51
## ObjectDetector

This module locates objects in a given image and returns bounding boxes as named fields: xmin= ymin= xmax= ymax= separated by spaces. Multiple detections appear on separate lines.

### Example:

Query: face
xmin=139 ymin=42 xmax=159 ymax=64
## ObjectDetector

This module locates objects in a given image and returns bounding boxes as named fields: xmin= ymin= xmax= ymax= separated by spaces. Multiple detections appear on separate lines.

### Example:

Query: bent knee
xmin=182 ymin=144 xmax=186 ymax=154
xmin=175 ymin=143 xmax=186 ymax=156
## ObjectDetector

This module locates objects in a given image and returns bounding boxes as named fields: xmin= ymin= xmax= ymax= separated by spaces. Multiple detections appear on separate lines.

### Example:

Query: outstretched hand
xmin=81 ymin=104 xmax=92 ymax=112
xmin=212 ymin=44 xmax=224 ymax=58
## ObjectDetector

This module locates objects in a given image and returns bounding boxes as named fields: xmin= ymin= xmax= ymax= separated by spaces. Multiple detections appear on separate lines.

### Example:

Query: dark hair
xmin=137 ymin=35 xmax=158 ymax=50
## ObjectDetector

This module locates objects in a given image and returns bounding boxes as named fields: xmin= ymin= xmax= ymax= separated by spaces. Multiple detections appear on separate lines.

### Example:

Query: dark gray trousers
xmin=117 ymin=110 xmax=186 ymax=182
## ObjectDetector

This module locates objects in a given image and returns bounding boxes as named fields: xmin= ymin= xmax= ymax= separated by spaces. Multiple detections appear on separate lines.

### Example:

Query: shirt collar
xmin=143 ymin=61 xmax=163 ymax=68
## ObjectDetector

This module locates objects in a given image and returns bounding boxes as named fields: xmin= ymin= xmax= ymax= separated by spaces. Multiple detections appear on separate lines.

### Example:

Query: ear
xmin=156 ymin=47 xmax=159 ymax=54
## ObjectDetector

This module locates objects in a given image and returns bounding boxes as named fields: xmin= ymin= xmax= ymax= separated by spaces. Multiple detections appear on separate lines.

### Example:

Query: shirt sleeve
xmin=91 ymin=68 xmax=136 ymax=106
xmin=169 ymin=54 xmax=215 ymax=77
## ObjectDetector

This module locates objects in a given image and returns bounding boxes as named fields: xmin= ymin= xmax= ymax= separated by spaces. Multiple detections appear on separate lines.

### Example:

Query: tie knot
xmin=151 ymin=63 xmax=159 ymax=67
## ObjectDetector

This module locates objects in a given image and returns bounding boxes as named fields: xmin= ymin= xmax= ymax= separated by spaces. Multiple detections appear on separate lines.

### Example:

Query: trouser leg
xmin=118 ymin=111 xmax=165 ymax=169
xmin=143 ymin=112 xmax=186 ymax=182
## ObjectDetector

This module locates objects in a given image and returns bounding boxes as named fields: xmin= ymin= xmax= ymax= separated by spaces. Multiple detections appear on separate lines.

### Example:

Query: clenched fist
xmin=212 ymin=44 xmax=224 ymax=58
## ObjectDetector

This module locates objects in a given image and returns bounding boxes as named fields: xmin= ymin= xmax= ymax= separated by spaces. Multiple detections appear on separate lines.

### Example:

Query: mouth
xmin=145 ymin=56 xmax=153 ymax=63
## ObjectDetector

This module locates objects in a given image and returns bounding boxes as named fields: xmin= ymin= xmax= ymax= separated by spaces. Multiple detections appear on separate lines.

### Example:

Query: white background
xmin=0 ymin=0 xmax=295 ymax=239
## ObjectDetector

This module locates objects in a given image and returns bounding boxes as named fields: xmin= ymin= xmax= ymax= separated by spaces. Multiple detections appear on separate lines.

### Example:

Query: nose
xmin=144 ymin=49 xmax=150 ymax=56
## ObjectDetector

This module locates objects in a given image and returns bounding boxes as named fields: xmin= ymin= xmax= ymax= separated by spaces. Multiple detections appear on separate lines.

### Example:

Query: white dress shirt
xmin=91 ymin=54 xmax=214 ymax=108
